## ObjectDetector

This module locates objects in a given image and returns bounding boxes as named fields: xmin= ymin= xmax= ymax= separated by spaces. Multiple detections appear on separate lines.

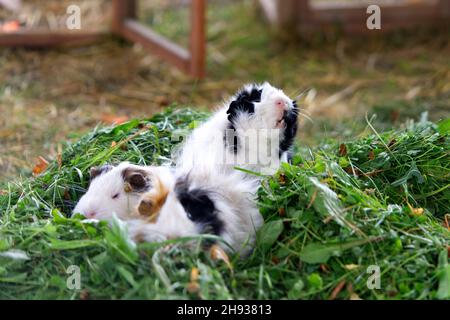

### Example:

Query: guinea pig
xmin=72 ymin=162 xmax=262 ymax=256
xmin=72 ymin=162 xmax=175 ymax=222
xmin=174 ymin=82 xmax=298 ymax=177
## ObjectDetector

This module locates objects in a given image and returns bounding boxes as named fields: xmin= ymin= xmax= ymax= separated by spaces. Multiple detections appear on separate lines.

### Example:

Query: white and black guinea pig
xmin=175 ymin=82 xmax=299 ymax=176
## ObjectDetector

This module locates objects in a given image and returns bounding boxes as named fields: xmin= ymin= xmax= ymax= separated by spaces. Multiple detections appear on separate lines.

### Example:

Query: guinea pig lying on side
xmin=72 ymin=161 xmax=262 ymax=255
xmin=72 ymin=162 xmax=175 ymax=222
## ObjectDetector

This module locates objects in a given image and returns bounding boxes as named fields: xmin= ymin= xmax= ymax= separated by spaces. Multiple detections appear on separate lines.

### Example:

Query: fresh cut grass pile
xmin=0 ymin=108 xmax=449 ymax=299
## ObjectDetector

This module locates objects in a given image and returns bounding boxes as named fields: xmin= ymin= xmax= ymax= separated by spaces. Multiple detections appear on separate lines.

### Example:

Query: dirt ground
xmin=0 ymin=0 xmax=449 ymax=182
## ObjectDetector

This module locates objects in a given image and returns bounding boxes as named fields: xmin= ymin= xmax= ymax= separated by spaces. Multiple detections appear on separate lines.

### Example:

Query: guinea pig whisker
xmin=298 ymin=112 xmax=314 ymax=124
xmin=294 ymin=87 xmax=313 ymax=101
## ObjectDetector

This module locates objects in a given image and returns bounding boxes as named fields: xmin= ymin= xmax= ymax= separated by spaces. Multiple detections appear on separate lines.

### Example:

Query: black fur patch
xmin=279 ymin=100 xmax=299 ymax=158
xmin=175 ymin=177 xmax=223 ymax=236
xmin=225 ymin=85 xmax=262 ymax=153
xmin=226 ymin=85 xmax=262 ymax=124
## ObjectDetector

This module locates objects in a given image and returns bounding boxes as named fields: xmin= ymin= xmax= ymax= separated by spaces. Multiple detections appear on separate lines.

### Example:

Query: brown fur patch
xmin=137 ymin=175 xmax=169 ymax=223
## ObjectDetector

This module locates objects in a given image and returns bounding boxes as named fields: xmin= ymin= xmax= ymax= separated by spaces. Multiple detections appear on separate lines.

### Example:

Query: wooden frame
xmin=0 ymin=0 xmax=206 ymax=78
xmin=111 ymin=0 xmax=205 ymax=78
xmin=260 ymin=0 xmax=450 ymax=34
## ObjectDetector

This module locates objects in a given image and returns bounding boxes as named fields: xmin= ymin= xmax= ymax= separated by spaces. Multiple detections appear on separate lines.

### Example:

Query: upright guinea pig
xmin=175 ymin=82 xmax=298 ymax=177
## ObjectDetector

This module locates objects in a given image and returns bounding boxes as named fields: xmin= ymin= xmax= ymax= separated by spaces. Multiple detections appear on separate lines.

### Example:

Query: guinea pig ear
xmin=89 ymin=164 xmax=113 ymax=181
xmin=122 ymin=168 xmax=151 ymax=193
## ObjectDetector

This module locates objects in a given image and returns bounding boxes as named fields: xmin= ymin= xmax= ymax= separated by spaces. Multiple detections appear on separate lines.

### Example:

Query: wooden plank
xmin=111 ymin=0 xmax=136 ymax=33
xmin=297 ymin=0 xmax=311 ymax=23
xmin=277 ymin=0 xmax=300 ymax=27
xmin=439 ymin=0 xmax=450 ymax=17
xmin=189 ymin=0 xmax=206 ymax=78
xmin=0 ymin=30 xmax=104 ymax=47
xmin=112 ymin=0 xmax=206 ymax=78
xmin=311 ymin=0 xmax=440 ymax=10
xmin=121 ymin=19 xmax=190 ymax=72
xmin=300 ymin=21 xmax=441 ymax=34
xmin=295 ymin=1 xmax=445 ymax=33
xmin=260 ymin=0 xmax=446 ymax=34
xmin=312 ymin=4 xmax=440 ymax=24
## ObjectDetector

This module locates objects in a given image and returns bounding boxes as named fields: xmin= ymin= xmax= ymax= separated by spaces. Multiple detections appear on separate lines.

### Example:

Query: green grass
xmin=0 ymin=108 xmax=449 ymax=299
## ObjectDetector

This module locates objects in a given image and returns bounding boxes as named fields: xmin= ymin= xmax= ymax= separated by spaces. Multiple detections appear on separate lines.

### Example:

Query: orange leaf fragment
xmin=329 ymin=280 xmax=346 ymax=300
xmin=320 ymin=264 xmax=330 ymax=273
xmin=1 ymin=20 xmax=20 ymax=32
xmin=444 ymin=214 xmax=450 ymax=230
xmin=407 ymin=203 xmax=424 ymax=216
xmin=190 ymin=267 xmax=199 ymax=282
xmin=187 ymin=267 xmax=200 ymax=294
xmin=338 ymin=143 xmax=347 ymax=156
xmin=209 ymin=244 xmax=233 ymax=271
xmin=32 ymin=156 xmax=49 ymax=176
xmin=100 ymin=114 xmax=129 ymax=125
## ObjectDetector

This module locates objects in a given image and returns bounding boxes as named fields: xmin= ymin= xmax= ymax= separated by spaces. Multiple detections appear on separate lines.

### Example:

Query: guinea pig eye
xmin=112 ymin=193 xmax=120 ymax=199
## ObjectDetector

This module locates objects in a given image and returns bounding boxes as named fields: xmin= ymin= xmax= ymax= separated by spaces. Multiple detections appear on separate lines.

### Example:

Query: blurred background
xmin=0 ymin=0 xmax=449 ymax=181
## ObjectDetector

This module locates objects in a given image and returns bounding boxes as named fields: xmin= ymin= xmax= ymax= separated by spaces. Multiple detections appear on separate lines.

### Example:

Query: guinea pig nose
xmin=85 ymin=212 xmax=96 ymax=218
xmin=275 ymin=99 xmax=287 ymax=109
